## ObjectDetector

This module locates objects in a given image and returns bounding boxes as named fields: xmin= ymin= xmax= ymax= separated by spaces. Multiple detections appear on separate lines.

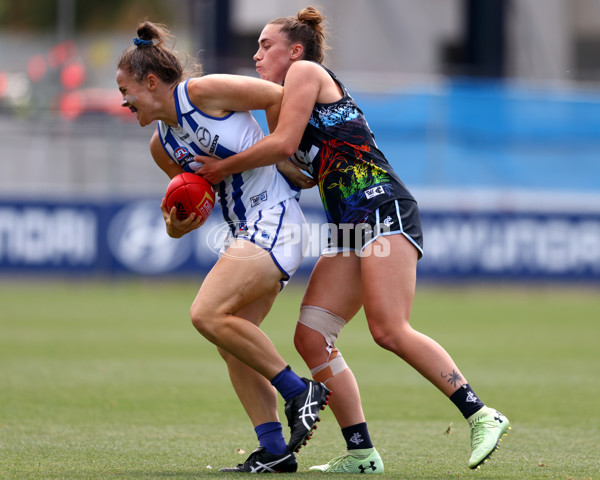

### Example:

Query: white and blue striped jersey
xmin=157 ymin=79 xmax=298 ymax=232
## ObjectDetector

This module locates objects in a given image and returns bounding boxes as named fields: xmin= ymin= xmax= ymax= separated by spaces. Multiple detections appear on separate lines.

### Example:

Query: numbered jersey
xmin=290 ymin=65 xmax=415 ymax=226
xmin=157 ymin=79 xmax=297 ymax=231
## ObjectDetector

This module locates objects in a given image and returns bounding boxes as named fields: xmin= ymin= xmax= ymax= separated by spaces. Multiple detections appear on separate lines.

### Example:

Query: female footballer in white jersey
xmin=116 ymin=21 xmax=329 ymax=473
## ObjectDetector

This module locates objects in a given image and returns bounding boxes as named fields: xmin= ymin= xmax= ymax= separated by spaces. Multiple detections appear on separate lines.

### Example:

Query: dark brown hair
xmin=268 ymin=6 xmax=328 ymax=63
xmin=117 ymin=21 xmax=201 ymax=84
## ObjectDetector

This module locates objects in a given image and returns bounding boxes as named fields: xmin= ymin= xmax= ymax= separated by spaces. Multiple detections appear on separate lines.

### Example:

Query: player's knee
xmin=370 ymin=323 xmax=409 ymax=356
xmin=293 ymin=328 xmax=309 ymax=357
xmin=295 ymin=306 xmax=350 ymax=385
xmin=295 ymin=306 xmax=346 ymax=358
xmin=190 ymin=302 xmax=217 ymax=337
xmin=293 ymin=325 xmax=321 ymax=360
xmin=371 ymin=329 xmax=397 ymax=352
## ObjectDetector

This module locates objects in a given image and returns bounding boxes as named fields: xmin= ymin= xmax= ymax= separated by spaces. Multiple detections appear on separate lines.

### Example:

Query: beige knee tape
xmin=310 ymin=347 xmax=349 ymax=385
xmin=298 ymin=305 xmax=346 ymax=346
xmin=299 ymin=306 xmax=349 ymax=385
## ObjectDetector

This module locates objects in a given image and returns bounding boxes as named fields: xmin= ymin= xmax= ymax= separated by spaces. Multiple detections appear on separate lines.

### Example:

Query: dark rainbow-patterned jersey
xmin=290 ymin=65 xmax=415 ymax=226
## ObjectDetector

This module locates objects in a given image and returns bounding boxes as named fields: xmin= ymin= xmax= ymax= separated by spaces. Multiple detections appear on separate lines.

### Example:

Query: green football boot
xmin=309 ymin=448 xmax=384 ymax=474
xmin=468 ymin=406 xmax=511 ymax=469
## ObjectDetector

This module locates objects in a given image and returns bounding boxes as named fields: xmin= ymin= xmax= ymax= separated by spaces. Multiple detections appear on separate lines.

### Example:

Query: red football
xmin=165 ymin=173 xmax=215 ymax=224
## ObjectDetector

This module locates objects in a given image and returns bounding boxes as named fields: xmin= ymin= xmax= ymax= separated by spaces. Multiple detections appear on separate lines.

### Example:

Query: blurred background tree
xmin=0 ymin=0 xmax=176 ymax=32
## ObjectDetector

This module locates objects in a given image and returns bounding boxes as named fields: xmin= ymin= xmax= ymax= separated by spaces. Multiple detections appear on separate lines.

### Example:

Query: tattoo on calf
xmin=441 ymin=369 xmax=463 ymax=387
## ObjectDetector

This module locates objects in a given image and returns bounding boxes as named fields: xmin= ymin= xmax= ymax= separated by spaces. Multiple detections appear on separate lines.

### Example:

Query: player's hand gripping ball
xmin=165 ymin=173 xmax=215 ymax=225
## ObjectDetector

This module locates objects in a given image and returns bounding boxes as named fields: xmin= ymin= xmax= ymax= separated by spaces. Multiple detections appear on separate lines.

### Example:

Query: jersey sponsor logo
xmin=250 ymin=191 xmax=268 ymax=207
xmin=175 ymin=152 xmax=197 ymax=170
xmin=174 ymin=146 xmax=189 ymax=161
xmin=209 ymin=134 xmax=219 ymax=155
xmin=365 ymin=185 xmax=385 ymax=199
xmin=195 ymin=126 xmax=211 ymax=147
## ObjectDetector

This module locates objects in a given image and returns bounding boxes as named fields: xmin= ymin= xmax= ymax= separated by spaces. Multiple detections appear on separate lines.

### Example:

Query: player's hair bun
xmin=297 ymin=6 xmax=324 ymax=27
xmin=136 ymin=21 xmax=163 ymax=45
xmin=268 ymin=6 xmax=328 ymax=63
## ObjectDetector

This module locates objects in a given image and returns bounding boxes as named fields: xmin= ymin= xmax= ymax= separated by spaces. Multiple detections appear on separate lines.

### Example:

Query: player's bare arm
xmin=196 ymin=62 xmax=320 ymax=185
xmin=150 ymin=129 xmax=184 ymax=179
xmin=186 ymin=75 xmax=282 ymax=118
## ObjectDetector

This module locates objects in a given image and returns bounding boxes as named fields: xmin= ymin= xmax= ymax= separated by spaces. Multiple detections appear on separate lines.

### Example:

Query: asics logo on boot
xmin=298 ymin=385 xmax=319 ymax=430
xmin=250 ymin=454 xmax=294 ymax=473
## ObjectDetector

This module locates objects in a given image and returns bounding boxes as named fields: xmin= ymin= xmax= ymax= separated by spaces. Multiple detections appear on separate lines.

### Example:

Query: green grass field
xmin=1 ymin=279 xmax=598 ymax=479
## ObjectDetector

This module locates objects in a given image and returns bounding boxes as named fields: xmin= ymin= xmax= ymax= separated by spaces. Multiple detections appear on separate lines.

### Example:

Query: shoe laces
xmin=470 ymin=418 xmax=500 ymax=447
xmin=240 ymin=448 xmax=262 ymax=467
xmin=326 ymin=453 xmax=353 ymax=468
xmin=329 ymin=452 xmax=370 ymax=468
